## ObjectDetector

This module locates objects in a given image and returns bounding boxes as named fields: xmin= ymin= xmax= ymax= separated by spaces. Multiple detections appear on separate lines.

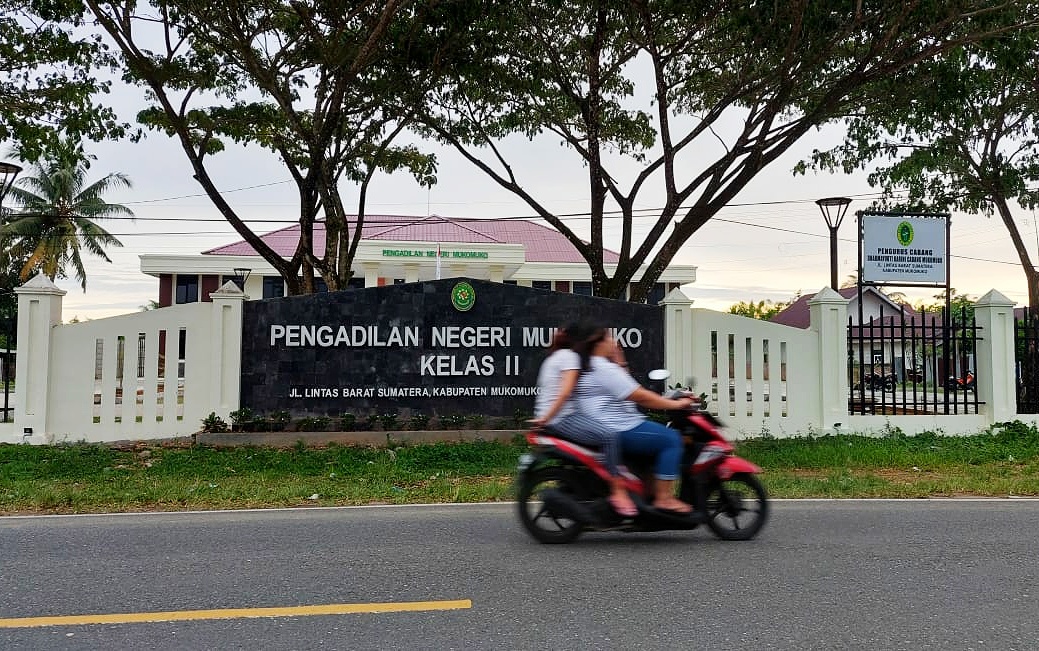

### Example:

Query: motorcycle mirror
xmin=648 ymin=369 xmax=671 ymax=381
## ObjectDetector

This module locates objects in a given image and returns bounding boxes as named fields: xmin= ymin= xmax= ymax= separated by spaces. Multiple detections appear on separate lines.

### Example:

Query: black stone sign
xmin=240 ymin=278 xmax=664 ymax=418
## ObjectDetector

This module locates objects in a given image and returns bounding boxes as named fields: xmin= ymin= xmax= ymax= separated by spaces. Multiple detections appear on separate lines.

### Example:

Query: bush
xmin=201 ymin=412 xmax=229 ymax=433
xmin=339 ymin=412 xmax=357 ymax=431
xmin=296 ymin=416 xmax=332 ymax=432
xmin=229 ymin=407 xmax=256 ymax=432
xmin=379 ymin=412 xmax=400 ymax=430
xmin=409 ymin=413 xmax=431 ymax=430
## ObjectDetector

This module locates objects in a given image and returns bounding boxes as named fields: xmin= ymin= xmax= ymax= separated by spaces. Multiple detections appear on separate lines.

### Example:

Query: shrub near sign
xmin=239 ymin=278 xmax=664 ymax=419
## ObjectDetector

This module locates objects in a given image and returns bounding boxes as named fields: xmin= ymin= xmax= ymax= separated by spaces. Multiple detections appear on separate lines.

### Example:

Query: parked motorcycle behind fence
xmin=946 ymin=370 xmax=976 ymax=392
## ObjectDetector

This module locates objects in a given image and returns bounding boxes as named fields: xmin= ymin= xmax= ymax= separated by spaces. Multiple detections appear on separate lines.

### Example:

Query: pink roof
xmin=204 ymin=214 xmax=620 ymax=264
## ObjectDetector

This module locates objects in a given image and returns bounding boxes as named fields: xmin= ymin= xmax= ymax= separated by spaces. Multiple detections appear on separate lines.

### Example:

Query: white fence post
xmin=808 ymin=287 xmax=849 ymax=433
xmin=13 ymin=275 xmax=66 ymax=443
xmin=662 ymin=288 xmax=695 ymax=387
xmin=973 ymin=290 xmax=1016 ymax=423
xmin=208 ymin=282 xmax=245 ymax=421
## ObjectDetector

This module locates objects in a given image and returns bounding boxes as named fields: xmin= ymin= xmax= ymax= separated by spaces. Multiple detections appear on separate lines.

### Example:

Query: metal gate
xmin=1016 ymin=307 xmax=1039 ymax=413
xmin=848 ymin=304 xmax=981 ymax=415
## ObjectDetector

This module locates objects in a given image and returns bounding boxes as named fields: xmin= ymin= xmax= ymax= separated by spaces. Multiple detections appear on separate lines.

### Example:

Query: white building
xmin=140 ymin=214 xmax=697 ymax=306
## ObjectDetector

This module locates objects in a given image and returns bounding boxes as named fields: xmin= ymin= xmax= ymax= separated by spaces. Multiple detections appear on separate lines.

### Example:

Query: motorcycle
xmin=515 ymin=373 xmax=768 ymax=544
xmin=945 ymin=370 xmax=976 ymax=392
xmin=860 ymin=371 xmax=896 ymax=392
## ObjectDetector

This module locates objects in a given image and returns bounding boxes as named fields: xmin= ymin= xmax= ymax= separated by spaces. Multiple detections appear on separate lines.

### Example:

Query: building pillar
xmin=404 ymin=264 xmax=420 ymax=283
xmin=208 ymin=282 xmax=246 ymax=419
xmin=662 ymin=288 xmax=695 ymax=389
xmin=362 ymin=263 xmax=380 ymax=288
xmin=13 ymin=275 xmax=66 ymax=443
xmin=808 ymin=287 xmax=849 ymax=433
xmin=489 ymin=265 xmax=505 ymax=283
xmin=973 ymin=290 xmax=1017 ymax=422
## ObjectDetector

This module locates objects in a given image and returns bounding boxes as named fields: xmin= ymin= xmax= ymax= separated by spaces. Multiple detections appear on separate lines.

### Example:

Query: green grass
xmin=2 ymin=421 xmax=1039 ymax=514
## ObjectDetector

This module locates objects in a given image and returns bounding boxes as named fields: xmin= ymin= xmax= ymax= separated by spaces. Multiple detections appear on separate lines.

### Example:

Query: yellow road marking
xmin=0 ymin=599 xmax=472 ymax=628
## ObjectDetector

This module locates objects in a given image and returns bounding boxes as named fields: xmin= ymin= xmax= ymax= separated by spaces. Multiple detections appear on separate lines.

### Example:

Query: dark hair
xmin=574 ymin=325 xmax=608 ymax=372
xmin=548 ymin=322 xmax=589 ymax=352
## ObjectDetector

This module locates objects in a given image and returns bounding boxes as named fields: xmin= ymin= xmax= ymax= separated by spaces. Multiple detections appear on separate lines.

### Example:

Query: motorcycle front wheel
xmin=516 ymin=466 xmax=584 ymax=544
xmin=705 ymin=473 xmax=769 ymax=541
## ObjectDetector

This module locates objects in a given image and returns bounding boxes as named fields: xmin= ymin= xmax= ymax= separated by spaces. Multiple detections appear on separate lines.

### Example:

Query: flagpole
xmin=435 ymin=242 xmax=442 ymax=280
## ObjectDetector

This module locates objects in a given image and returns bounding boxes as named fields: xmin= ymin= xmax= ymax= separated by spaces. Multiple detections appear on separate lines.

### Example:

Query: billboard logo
xmin=896 ymin=221 xmax=914 ymax=247
xmin=451 ymin=281 xmax=476 ymax=312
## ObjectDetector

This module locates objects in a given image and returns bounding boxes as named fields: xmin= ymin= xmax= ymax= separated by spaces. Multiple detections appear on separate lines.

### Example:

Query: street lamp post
xmin=815 ymin=197 xmax=852 ymax=290
xmin=232 ymin=267 xmax=252 ymax=291
xmin=0 ymin=162 xmax=22 ymax=212
xmin=0 ymin=162 xmax=21 ymax=424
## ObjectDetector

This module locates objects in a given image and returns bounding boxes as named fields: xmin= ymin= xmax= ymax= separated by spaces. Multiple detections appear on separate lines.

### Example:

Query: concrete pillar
xmin=808 ymin=287 xmax=849 ymax=433
xmin=404 ymin=264 xmax=419 ymax=283
xmin=209 ymin=282 xmax=246 ymax=419
xmin=489 ymin=265 xmax=505 ymax=283
xmin=973 ymin=290 xmax=1016 ymax=422
xmin=362 ymin=263 xmax=380 ymax=288
xmin=661 ymin=288 xmax=695 ymax=388
xmin=13 ymin=275 xmax=66 ymax=443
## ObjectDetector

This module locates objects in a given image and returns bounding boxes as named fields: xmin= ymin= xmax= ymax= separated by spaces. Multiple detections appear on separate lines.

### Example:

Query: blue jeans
xmin=619 ymin=420 xmax=683 ymax=480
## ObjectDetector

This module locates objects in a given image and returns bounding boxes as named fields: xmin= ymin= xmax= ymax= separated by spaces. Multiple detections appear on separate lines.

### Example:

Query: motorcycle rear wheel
xmin=516 ymin=466 xmax=585 ymax=544
xmin=705 ymin=473 xmax=768 ymax=541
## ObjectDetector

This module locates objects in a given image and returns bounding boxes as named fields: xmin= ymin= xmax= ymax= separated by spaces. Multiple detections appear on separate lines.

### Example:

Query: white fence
xmin=664 ymin=287 xmax=1022 ymax=438
xmin=0 ymin=276 xmax=1029 ymax=444
xmin=5 ymin=275 xmax=242 ymax=444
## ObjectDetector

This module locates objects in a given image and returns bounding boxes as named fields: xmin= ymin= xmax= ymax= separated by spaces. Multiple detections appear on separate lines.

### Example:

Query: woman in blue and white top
xmin=574 ymin=326 xmax=696 ymax=515
xmin=532 ymin=323 xmax=637 ymax=517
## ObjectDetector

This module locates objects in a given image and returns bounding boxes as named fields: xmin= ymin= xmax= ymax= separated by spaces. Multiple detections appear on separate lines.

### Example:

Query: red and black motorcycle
xmin=516 ymin=381 xmax=768 ymax=544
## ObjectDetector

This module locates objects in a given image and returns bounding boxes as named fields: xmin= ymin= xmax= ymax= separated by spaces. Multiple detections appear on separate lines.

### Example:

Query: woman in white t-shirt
xmin=532 ymin=323 xmax=638 ymax=517
xmin=574 ymin=327 xmax=698 ymax=515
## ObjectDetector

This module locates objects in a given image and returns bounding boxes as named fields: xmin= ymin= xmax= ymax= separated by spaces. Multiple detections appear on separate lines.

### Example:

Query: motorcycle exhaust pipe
xmin=539 ymin=488 xmax=595 ymax=525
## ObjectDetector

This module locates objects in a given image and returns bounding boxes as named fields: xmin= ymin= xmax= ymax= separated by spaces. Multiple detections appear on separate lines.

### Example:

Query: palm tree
xmin=1 ymin=140 xmax=131 ymax=290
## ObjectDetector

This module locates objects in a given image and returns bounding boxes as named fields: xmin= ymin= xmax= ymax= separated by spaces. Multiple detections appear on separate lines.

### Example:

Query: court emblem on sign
xmin=896 ymin=221 xmax=914 ymax=247
xmin=451 ymin=282 xmax=476 ymax=312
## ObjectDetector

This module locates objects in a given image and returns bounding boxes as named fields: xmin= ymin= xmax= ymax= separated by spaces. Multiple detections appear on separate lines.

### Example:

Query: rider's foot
xmin=608 ymin=491 xmax=638 ymax=517
xmin=652 ymin=496 xmax=693 ymax=514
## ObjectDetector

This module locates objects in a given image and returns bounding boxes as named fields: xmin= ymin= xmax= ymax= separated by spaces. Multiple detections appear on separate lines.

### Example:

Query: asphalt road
xmin=2 ymin=500 xmax=1038 ymax=650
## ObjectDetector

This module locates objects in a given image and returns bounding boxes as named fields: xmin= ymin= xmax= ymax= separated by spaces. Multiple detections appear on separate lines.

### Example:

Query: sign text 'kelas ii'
xmin=239 ymin=279 xmax=664 ymax=418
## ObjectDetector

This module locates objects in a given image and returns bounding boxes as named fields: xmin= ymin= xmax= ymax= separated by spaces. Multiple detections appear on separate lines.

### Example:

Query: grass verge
xmin=1 ymin=421 xmax=1038 ymax=515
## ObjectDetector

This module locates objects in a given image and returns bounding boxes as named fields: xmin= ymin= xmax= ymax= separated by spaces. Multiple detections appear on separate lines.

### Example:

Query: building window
xmin=572 ymin=281 xmax=592 ymax=296
xmin=393 ymin=278 xmax=406 ymax=285
xmin=175 ymin=275 xmax=199 ymax=304
xmin=532 ymin=281 xmax=552 ymax=292
xmin=262 ymin=277 xmax=285 ymax=299
xmin=648 ymin=283 xmax=666 ymax=305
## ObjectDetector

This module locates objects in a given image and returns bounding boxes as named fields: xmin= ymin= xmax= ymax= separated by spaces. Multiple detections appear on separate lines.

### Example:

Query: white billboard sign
xmin=861 ymin=214 xmax=947 ymax=284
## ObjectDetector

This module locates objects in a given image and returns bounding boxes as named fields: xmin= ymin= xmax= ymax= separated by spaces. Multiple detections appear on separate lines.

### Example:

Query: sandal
xmin=608 ymin=493 xmax=638 ymax=517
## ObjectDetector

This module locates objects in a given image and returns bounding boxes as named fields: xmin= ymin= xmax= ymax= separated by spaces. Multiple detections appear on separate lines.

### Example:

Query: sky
xmin=6 ymin=96 xmax=1031 ymax=323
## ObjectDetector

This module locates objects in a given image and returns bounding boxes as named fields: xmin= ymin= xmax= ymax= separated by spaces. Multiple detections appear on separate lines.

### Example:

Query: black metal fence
xmin=1 ymin=313 xmax=13 ymax=423
xmin=848 ymin=304 xmax=981 ymax=415
xmin=1016 ymin=307 xmax=1039 ymax=413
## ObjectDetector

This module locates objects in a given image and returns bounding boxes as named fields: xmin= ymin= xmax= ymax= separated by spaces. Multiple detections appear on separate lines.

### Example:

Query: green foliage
xmin=0 ymin=0 xmax=128 ymax=156
xmin=729 ymin=295 xmax=799 ymax=321
xmin=378 ymin=412 xmax=400 ymax=430
xmin=200 ymin=412 xmax=228 ymax=433
xmin=1 ymin=138 xmax=131 ymax=291
xmin=5 ymin=424 xmax=1039 ymax=513
xmin=296 ymin=416 xmax=331 ymax=432
xmin=441 ymin=414 xmax=467 ymax=430
xmin=86 ymin=0 xmax=459 ymax=295
xmin=419 ymin=2 xmax=1034 ymax=300
xmin=798 ymin=24 xmax=1039 ymax=307
xmin=409 ymin=413 xmax=431 ymax=430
